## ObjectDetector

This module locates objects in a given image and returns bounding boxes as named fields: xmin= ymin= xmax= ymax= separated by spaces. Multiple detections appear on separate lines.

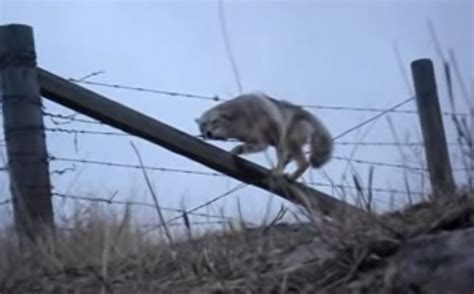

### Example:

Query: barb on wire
xmin=52 ymin=192 xmax=245 ymax=223
xmin=0 ymin=199 xmax=11 ymax=206
xmin=43 ymin=111 xmax=102 ymax=125
xmin=46 ymin=112 xmax=76 ymax=126
xmin=76 ymin=70 xmax=105 ymax=82
xmin=51 ymin=165 xmax=76 ymax=176
xmin=45 ymin=127 xmax=127 ymax=137
xmin=50 ymin=156 xmax=223 ymax=177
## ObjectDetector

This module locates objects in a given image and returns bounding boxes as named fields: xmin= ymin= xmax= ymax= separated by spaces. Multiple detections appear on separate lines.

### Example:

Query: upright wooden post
xmin=411 ymin=58 xmax=456 ymax=198
xmin=0 ymin=24 xmax=54 ymax=240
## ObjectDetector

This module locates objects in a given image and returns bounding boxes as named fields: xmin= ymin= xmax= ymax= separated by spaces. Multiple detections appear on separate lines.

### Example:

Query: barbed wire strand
xmin=58 ymin=220 xmax=230 ymax=232
xmin=331 ymin=155 xmax=468 ymax=172
xmin=7 ymin=133 xmax=468 ymax=173
xmin=140 ymin=220 xmax=228 ymax=228
xmin=50 ymin=156 xmax=223 ymax=177
xmin=335 ymin=141 xmax=462 ymax=146
xmin=308 ymin=182 xmax=424 ymax=196
xmin=68 ymin=79 xmax=222 ymax=102
xmin=68 ymin=79 xmax=472 ymax=117
xmin=39 ymin=122 xmax=467 ymax=147
xmin=52 ymin=192 xmax=248 ymax=224
xmin=332 ymin=97 xmax=415 ymax=140
xmin=332 ymin=155 xmax=426 ymax=171
xmin=76 ymin=70 xmax=105 ymax=82
xmin=164 ymin=183 xmax=247 ymax=225
xmin=50 ymin=154 xmax=423 ymax=174
xmin=5 ymin=151 xmax=463 ymax=179
xmin=45 ymin=127 xmax=126 ymax=136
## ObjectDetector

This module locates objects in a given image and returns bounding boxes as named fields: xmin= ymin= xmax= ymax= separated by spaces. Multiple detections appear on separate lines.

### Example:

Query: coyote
xmin=195 ymin=93 xmax=333 ymax=180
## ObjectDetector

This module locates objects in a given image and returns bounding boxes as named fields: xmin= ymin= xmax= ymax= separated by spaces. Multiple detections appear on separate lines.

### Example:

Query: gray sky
xmin=1 ymin=0 xmax=472 ymax=228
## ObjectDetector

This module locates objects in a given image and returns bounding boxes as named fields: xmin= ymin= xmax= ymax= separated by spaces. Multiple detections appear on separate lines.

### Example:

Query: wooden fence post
xmin=411 ymin=58 xmax=456 ymax=198
xmin=0 ymin=24 xmax=54 ymax=240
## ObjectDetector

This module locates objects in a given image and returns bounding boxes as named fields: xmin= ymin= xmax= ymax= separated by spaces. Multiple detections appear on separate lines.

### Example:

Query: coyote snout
xmin=195 ymin=93 xmax=333 ymax=180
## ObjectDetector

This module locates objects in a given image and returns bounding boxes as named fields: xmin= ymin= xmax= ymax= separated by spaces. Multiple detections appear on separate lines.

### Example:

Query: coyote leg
xmin=231 ymin=142 xmax=267 ymax=155
xmin=274 ymin=144 xmax=292 ymax=176
xmin=288 ymin=146 xmax=310 ymax=180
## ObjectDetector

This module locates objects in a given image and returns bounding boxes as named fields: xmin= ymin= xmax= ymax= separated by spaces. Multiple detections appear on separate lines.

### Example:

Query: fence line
xmin=10 ymin=75 xmax=468 ymax=226
xmin=2 ymin=88 xmax=462 ymax=220
xmin=0 ymin=24 xmax=465 ymax=241
xmin=38 ymin=99 xmax=470 ymax=179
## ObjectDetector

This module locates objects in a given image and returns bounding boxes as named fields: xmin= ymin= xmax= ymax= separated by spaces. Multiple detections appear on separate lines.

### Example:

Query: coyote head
xmin=195 ymin=107 xmax=235 ymax=140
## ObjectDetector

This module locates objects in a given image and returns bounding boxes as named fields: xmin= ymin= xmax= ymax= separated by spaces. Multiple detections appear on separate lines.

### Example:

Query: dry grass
xmin=0 ymin=189 xmax=473 ymax=294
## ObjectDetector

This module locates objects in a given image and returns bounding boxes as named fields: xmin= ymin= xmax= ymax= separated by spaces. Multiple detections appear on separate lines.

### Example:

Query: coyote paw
xmin=269 ymin=168 xmax=289 ymax=180
xmin=288 ymin=172 xmax=301 ymax=181
xmin=230 ymin=145 xmax=244 ymax=155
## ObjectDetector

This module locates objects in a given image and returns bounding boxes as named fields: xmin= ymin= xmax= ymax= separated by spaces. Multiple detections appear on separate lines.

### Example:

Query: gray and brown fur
xmin=195 ymin=93 xmax=333 ymax=180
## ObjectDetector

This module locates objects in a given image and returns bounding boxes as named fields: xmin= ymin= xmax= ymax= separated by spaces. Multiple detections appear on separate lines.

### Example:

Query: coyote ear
xmin=194 ymin=118 xmax=200 ymax=125
xmin=220 ymin=112 xmax=236 ymax=122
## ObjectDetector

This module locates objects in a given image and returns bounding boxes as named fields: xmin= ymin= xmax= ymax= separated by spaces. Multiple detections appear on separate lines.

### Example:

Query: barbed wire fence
xmin=0 ymin=73 xmax=472 ymax=233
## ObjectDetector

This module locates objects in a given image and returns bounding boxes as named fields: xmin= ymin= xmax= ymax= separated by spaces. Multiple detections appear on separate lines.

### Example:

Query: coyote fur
xmin=195 ymin=93 xmax=333 ymax=180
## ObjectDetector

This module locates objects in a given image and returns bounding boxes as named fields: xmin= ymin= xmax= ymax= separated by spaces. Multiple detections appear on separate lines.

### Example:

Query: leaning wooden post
xmin=0 ymin=24 xmax=55 ymax=240
xmin=411 ymin=58 xmax=456 ymax=198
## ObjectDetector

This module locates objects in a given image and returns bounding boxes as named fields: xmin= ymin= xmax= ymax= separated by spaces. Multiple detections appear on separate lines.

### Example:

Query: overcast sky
xmin=1 ymin=0 xmax=472 ymax=229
